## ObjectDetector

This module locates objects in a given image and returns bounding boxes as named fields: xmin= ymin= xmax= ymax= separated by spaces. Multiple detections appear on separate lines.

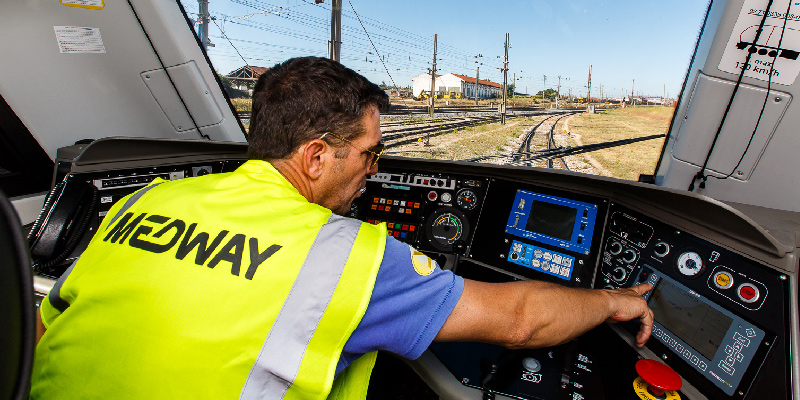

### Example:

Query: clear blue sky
xmin=181 ymin=0 xmax=711 ymax=99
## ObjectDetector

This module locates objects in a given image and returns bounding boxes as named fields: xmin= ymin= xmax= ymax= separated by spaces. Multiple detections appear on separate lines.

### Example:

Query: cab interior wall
xmin=0 ymin=0 xmax=244 ymax=161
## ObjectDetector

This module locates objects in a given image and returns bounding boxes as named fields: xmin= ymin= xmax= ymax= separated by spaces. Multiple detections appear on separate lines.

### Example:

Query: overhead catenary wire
xmin=186 ymin=0 xmax=509 ymax=84
xmin=347 ymin=0 xmax=398 ymax=89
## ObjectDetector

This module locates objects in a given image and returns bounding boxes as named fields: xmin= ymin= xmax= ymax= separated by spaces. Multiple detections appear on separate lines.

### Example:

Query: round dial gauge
xmin=676 ymin=251 xmax=704 ymax=277
xmin=456 ymin=189 xmax=478 ymax=210
xmin=426 ymin=208 xmax=470 ymax=251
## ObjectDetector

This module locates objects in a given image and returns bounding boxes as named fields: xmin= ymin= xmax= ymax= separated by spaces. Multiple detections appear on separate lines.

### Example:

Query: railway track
xmin=381 ymin=115 xmax=501 ymax=148
xmin=464 ymin=111 xmax=577 ymax=169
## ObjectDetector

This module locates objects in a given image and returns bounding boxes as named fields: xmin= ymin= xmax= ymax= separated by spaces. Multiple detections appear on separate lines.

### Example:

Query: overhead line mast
xmin=198 ymin=0 xmax=210 ymax=50
xmin=430 ymin=34 xmax=437 ymax=119
xmin=329 ymin=0 xmax=342 ymax=62
xmin=501 ymin=33 xmax=509 ymax=125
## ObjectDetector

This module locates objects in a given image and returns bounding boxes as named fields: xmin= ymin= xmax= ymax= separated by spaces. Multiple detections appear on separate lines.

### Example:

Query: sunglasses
xmin=320 ymin=132 xmax=385 ymax=168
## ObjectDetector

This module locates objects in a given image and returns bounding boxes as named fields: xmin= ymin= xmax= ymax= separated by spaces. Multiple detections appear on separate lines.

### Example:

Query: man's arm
xmin=435 ymin=279 xmax=653 ymax=348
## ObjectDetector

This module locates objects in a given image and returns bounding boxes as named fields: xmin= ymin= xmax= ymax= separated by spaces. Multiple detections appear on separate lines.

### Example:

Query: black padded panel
xmin=0 ymin=189 xmax=35 ymax=399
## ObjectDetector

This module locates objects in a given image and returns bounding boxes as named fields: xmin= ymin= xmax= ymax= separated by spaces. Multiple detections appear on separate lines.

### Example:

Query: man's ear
xmin=302 ymin=139 xmax=328 ymax=180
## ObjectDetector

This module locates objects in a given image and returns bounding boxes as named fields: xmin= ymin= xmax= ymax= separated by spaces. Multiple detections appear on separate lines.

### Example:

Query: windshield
xmin=180 ymin=0 xmax=710 ymax=181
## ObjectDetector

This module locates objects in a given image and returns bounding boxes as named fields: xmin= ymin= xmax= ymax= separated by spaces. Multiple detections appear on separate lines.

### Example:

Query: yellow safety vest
xmin=32 ymin=160 xmax=386 ymax=399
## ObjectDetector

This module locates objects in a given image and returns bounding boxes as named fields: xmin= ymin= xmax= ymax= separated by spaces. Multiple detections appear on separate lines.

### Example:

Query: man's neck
xmin=270 ymin=158 xmax=315 ymax=204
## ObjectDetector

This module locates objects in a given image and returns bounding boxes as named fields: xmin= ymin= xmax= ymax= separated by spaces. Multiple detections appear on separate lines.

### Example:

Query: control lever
xmin=633 ymin=359 xmax=682 ymax=400
xmin=451 ymin=239 xmax=467 ymax=273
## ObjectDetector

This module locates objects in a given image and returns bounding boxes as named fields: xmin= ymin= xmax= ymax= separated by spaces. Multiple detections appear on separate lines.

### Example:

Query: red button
xmin=635 ymin=359 xmax=682 ymax=395
xmin=402 ymin=224 xmax=408 ymax=231
xmin=738 ymin=283 xmax=759 ymax=303
xmin=393 ymin=231 xmax=400 ymax=238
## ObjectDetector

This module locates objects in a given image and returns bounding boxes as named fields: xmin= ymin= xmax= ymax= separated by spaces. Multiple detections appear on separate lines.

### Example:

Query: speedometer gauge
xmin=456 ymin=189 xmax=478 ymax=210
xmin=425 ymin=208 xmax=470 ymax=252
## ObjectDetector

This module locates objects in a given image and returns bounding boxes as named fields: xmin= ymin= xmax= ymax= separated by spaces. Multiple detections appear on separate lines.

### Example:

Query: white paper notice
xmin=718 ymin=0 xmax=800 ymax=85
xmin=54 ymin=26 xmax=106 ymax=54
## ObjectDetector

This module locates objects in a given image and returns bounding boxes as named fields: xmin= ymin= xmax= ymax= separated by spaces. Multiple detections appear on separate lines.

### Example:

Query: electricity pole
xmin=501 ymin=33 xmax=509 ymax=124
xmin=631 ymin=79 xmax=635 ymax=107
xmin=198 ymin=0 xmax=210 ymax=51
xmin=430 ymin=34 xmax=437 ymax=119
xmin=587 ymin=65 xmax=592 ymax=106
xmin=475 ymin=64 xmax=480 ymax=106
xmin=329 ymin=0 xmax=342 ymax=62
xmin=556 ymin=76 xmax=561 ymax=109
xmin=543 ymin=75 xmax=547 ymax=108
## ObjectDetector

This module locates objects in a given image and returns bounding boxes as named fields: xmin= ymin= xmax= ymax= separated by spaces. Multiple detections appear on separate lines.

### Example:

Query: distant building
xmin=411 ymin=73 xmax=502 ymax=99
xmin=226 ymin=65 xmax=269 ymax=93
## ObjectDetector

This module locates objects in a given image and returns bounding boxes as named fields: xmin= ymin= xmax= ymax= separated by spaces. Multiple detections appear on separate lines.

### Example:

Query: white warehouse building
xmin=411 ymin=73 xmax=503 ymax=99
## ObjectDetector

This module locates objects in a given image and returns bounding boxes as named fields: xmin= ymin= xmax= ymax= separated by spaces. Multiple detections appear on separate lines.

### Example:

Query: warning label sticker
xmin=718 ymin=0 xmax=800 ymax=85
xmin=54 ymin=26 xmax=106 ymax=54
xmin=60 ymin=0 xmax=105 ymax=10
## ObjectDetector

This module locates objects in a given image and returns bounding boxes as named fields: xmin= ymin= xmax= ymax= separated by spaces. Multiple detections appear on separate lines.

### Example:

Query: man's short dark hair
xmin=247 ymin=57 xmax=390 ymax=160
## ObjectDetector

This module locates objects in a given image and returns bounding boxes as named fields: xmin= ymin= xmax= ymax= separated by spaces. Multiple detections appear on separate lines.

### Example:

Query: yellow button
xmin=714 ymin=271 xmax=733 ymax=289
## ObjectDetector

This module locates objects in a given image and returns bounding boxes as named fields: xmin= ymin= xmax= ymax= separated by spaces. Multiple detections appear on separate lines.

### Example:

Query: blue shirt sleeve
xmin=336 ymin=236 xmax=464 ymax=375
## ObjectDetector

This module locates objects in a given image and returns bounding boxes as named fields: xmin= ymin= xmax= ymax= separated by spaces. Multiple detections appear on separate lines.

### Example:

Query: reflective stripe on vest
xmin=239 ymin=214 xmax=362 ymax=399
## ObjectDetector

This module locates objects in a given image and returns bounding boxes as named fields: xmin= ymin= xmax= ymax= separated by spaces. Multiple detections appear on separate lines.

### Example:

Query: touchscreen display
xmin=505 ymin=190 xmax=598 ymax=254
xmin=649 ymin=279 xmax=733 ymax=360
xmin=525 ymin=200 xmax=576 ymax=240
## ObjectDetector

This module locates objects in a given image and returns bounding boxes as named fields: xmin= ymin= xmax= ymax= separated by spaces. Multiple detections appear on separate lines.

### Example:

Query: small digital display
xmin=650 ymin=279 xmax=732 ymax=360
xmin=505 ymin=190 xmax=598 ymax=255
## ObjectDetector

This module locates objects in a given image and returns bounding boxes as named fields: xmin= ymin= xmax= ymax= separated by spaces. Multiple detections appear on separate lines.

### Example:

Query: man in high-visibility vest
xmin=32 ymin=56 xmax=653 ymax=399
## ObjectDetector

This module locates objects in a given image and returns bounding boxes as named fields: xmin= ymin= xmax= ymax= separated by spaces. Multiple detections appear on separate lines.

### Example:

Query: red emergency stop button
xmin=738 ymin=283 xmax=760 ymax=303
xmin=635 ymin=359 xmax=682 ymax=397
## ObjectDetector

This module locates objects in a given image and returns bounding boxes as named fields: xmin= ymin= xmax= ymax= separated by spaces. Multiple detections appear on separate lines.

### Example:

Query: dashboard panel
xmin=29 ymin=140 xmax=796 ymax=400
xmin=354 ymin=161 xmax=793 ymax=400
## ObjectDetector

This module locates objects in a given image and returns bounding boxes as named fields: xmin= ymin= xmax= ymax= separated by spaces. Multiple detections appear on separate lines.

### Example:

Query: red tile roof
xmin=450 ymin=73 xmax=503 ymax=88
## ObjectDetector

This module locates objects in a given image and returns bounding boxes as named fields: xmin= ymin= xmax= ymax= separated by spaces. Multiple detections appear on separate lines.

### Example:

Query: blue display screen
xmin=505 ymin=190 xmax=598 ymax=255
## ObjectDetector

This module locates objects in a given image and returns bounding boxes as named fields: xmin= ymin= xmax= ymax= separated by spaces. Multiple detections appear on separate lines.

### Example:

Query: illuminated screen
xmin=649 ymin=279 xmax=733 ymax=360
xmin=505 ymin=190 xmax=598 ymax=255
xmin=525 ymin=200 xmax=576 ymax=241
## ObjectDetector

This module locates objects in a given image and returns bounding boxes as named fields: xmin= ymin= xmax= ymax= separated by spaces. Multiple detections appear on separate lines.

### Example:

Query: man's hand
xmin=436 ymin=279 xmax=656 ymax=350
xmin=604 ymin=283 xmax=654 ymax=347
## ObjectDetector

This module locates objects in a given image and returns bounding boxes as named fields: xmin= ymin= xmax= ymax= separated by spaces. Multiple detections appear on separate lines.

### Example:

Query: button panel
xmin=368 ymin=219 xmax=417 ymax=242
xmin=707 ymin=266 xmax=768 ymax=310
xmin=508 ymin=240 xmax=576 ymax=281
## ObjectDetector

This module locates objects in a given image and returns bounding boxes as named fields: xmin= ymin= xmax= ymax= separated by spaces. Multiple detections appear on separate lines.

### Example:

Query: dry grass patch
xmin=566 ymin=106 xmax=672 ymax=180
